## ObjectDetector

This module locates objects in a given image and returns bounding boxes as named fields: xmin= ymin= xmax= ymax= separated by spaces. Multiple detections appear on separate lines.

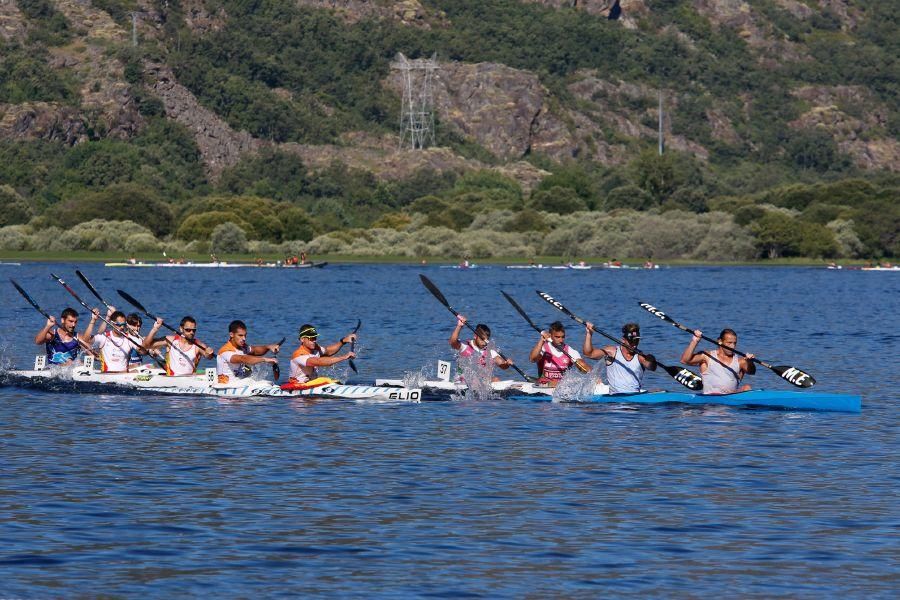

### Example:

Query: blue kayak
xmin=509 ymin=389 xmax=861 ymax=413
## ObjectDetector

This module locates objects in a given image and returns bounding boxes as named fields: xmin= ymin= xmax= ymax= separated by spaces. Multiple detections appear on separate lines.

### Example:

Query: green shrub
xmin=526 ymin=187 xmax=588 ymax=215
xmin=176 ymin=211 xmax=252 ymax=241
xmin=0 ymin=185 xmax=35 ymax=227
xmin=52 ymin=183 xmax=174 ymax=236
xmin=210 ymin=222 xmax=250 ymax=254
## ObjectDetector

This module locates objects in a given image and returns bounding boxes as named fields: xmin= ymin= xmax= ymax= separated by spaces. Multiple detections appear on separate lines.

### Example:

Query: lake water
xmin=1 ymin=263 xmax=897 ymax=597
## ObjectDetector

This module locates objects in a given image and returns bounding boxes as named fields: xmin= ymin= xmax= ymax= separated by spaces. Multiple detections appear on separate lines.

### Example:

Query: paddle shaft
xmin=501 ymin=291 xmax=588 ymax=374
xmin=51 ymin=274 xmax=165 ymax=369
xmin=273 ymin=336 xmax=285 ymax=381
xmin=420 ymin=275 xmax=534 ymax=382
xmin=117 ymin=289 xmax=214 ymax=355
xmin=638 ymin=302 xmax=816 ymax=388
xmin=11 ymin=279 xmax=97 ymax=356
xmin=348 ymin=320 xmax=361 ymax=374
xmin=537 ymin=291 xmax=703 ymax=391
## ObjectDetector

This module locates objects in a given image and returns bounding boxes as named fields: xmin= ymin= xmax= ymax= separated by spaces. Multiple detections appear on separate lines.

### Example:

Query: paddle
xmin=11 ymin=278 xmax=98 ymax=357
xmin=272 ymin=336 xmax=285 ymax=381
xmin=419 ymin=274 xmax=536 ymax=383
xmin=537 ymin=291 xmax=703 ymax=391
xmin=75 ymin=269 xmax=114 ymax=312
xmin=501 ymin=291 xmax=588 ymax=375
xmin=348 ymin=319 xmax=361 ymax=374
xmin=50 ymin=273 xmax=166 ymax=370
xmin=117 ymin=289 xmax=214 ymax=356
xmin=638 ymin=302 xmax=816 ymax=388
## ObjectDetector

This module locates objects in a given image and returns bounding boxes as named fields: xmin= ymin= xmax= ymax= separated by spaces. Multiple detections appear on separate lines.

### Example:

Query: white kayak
xmin=4 ymin=356 xmax=421 ymax=402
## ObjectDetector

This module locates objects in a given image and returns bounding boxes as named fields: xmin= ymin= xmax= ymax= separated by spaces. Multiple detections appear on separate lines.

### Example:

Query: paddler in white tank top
xmin=144 ymin=316 xmax=215 ymax=376
xmin=83 ymin=309 xmax=140 ymax=373
xmin=449 ymin=315 xmax=514 ymax=381
xmin=681 ymin=328 xmax=755 ymax=394
xmin=582 ymin=322 xmax=657 ymax=394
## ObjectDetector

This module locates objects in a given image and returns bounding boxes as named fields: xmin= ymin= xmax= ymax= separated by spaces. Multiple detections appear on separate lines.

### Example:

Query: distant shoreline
xmin=0 ymin=251 xmax=872 ymax=268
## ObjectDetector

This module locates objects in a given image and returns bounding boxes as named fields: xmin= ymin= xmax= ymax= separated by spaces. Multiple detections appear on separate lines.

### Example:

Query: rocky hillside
xmin=1 ymin=0 xmax=896 ymax=185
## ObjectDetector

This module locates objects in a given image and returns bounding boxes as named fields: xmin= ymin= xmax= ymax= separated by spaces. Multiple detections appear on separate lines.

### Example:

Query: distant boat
xmin=105 ymin=261 xmax=327 ymax=269
xmin=0 ymin=262 xmax=21 ymax=266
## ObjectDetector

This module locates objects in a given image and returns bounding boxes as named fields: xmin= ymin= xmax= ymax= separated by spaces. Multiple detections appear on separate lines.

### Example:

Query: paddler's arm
xmin=529 ymin=331 xmax=549 ymax=363
xmin=143 ymin=318 xmax=164 ymax=350
xmin=229 ymin=353 xmax=277 ymax=366
xmin=305 ymin=351 xmax=356 ymax=368
xmin=638 ymin=353 xmax=658 ymax=371
xmin=493 ymin=354 xmax=513 ymax=370
xmin=680 ymin=330 xmax=706 ymax=366
xmin=94 ymin=306 xmax=115 ymax=336
xmin=740 ymin=353 xmax=757 ymax=376
xmin=246 ymin=341 xmax=281 ymax=356
xmin=323 ymin=333 xmax=357 ymax=357
xmin=581 ymin=322 xmax=610 ymax=360
xmin=35 ymin=315 xmax=56 ymax=344
xmin=449 ymin=315 xmax=466 ymax=350
xmin=80 ymin=309 xmax=101 ymax=345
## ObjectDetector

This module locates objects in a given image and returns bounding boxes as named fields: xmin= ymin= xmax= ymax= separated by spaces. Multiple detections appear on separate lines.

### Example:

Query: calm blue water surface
xmin=0 ymin=263 xmax=897 ymax=597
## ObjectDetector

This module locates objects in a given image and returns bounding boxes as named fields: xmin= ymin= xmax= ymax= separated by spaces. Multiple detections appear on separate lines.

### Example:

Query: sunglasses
xmin=114 ymin=321 xmax=127 ymax=327
xmin=183 ymin=327 xmax=197 ymax=332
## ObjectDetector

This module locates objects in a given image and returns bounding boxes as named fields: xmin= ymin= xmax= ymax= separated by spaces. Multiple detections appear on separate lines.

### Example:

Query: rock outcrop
xmin=790 ymin=85 xmax=900 ymax=171
xmin=145 ymin=63 xmax=261 ymax=175
xmin=0 ymin=102 xmax=87 ymax=144
xmin=0 ymin=0 xmax=27 ymax=42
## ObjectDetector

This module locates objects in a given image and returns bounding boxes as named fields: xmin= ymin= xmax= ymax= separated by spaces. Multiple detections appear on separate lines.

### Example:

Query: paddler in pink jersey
xmin=529 ymin=321 xmax=590 ymax=386
xmin=449 ymin=315 xmax=514 ymax=381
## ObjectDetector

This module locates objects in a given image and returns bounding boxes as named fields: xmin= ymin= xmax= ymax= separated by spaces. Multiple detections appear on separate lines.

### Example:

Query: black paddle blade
xmin=117 ymin=289 xmax=149 ymax=314
xmin=76 ymin=269 xmax=109 ymax=307
xmin=662 ymin=365 xmax=704 ymax=391
xmin=11 ymin=279 xmax=51 ymax=320
xmin=272 ymin=362 xmax=280 ymax=382
xmin=771 ymin=365 xmax=816 ymax=388
xmin=502 ymin=291 xmax=540 ymax=332
xmin=419 ymin=274 xmax=452 ymax=309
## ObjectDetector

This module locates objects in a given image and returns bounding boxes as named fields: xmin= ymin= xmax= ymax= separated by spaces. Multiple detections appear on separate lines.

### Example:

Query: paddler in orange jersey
xmin=143 ymin=316 xmax=215 ymax=376
xmin=216 ymin=320 xmax=281 ymax=384
xmin=284 ymin=324 xmax=356 ymax=389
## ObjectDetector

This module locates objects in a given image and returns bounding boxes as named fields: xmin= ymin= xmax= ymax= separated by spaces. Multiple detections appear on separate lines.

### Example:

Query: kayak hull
xmin=509 ymin=389 xmax=861 ymax=413
xmin=375 ymin=378 xmax=609 ymax=396
xmin=3 ymin=368 xmax=421 ymax=402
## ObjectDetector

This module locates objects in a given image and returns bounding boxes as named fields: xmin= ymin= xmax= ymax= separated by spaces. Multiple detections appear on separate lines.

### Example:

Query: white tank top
xmin=93 ymin=332 xmax=137 ymax=373
xmin=606 ymin=347 xmax=643 ymax=393
xmin=702 ymin=353 xmax=742 ymax=394
xmin=166 ymin=336 xmax=199 ymax=376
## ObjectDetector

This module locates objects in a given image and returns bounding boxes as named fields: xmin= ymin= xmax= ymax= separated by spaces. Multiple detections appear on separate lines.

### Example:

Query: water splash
xmin=456 ymin=352 xmax=495 ymax=401
xmin=552 ymin=364 xmax=606 ymax=403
